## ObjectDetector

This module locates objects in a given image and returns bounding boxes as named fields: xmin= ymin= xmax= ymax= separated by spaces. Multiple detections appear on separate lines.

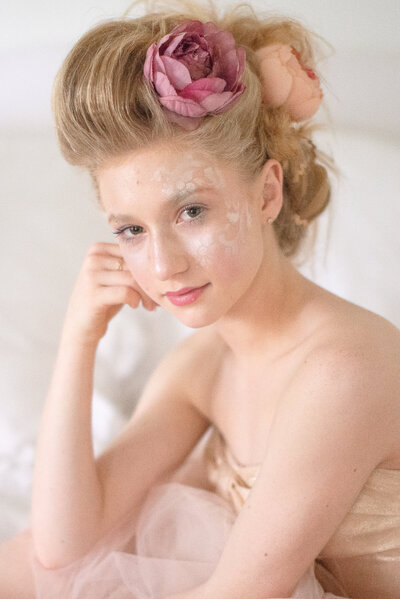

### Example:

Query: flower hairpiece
xmin=255 ymin=43 xmax=323 ymax=121
xmin=143 ymin=19 xmax=247 ymax=131
xmin=143 ymin=21 xmax=322 ymax=130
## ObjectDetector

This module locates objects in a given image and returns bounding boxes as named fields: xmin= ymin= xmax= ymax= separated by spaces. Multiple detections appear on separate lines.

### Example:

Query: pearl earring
xmin=267 ymin=217 xmax=274 ymax=224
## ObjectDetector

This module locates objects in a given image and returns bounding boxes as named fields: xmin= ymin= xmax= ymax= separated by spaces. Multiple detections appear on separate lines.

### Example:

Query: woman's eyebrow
xmin=108 ymin=186 xmax=213 ymax=224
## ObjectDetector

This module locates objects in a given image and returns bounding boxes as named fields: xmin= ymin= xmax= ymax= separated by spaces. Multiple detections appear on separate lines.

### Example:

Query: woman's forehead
xmin=101 ymin=145 xmax=228 ymax=181
xmin=97 ymin=146 xmax=237 ymax=204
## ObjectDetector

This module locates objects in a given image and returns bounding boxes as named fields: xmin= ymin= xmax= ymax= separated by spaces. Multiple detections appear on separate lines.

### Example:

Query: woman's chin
xmin=176 ymin=314 xmax=218 ymax=330
xmin=165 ymin=305 xmax=221 ymax=329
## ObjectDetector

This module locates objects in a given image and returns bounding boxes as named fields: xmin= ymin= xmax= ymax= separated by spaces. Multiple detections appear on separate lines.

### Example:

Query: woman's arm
xmin=31 ymin=242 xmax=153 ymax=567
xmin=31 ymin=334 xmax=103 ymax=566
xmin=172 ymin=323 xmax=400 ymax=599
xmin=31 ymin=242 xmax=212 ymax=569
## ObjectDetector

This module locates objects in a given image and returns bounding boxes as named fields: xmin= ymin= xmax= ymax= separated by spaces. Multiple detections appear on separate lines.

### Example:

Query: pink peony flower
xmin=143 ymin=20 xmax=246 ymax=130
xmin=255 ymin=43 xmax=323 ymax=121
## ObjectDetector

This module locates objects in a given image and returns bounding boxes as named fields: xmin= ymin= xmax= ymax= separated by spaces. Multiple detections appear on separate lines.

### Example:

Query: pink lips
xmin=165 ymin=284 xmax=209 ymax=306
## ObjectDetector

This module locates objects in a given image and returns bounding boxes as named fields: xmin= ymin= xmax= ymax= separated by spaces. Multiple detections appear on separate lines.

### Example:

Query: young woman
xmin=1 ymin=1 xmax=399 ymax=598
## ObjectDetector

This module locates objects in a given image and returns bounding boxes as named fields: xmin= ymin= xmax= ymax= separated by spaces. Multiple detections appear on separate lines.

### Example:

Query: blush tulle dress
xmin=28 ymin=426 xmax=400 ymax=599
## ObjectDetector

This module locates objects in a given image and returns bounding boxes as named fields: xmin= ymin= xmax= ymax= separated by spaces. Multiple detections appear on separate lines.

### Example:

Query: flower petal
xmin=157 ymin=31 xmax=175 ymax=53
xmin=161 ymin=55 xmax=192 ymax=91
xmin=143 ymin=43 xmax=157 ymax=81
xmin=286 ymin=94 xmax=323 ymax=121
xmin=159 ymin=95 xmax=207 ymax=117
xmin=170 ymin=20 xmax=204 ymax=37
xmin=209 ymin=30 xmax=236 ymax=55
xmin=179 ymin=89 xmax=213 ymax=102
xmin=179 ymin=78 xmax=225 ymax=103
xmin=162 ymin=32 xmax=186 ymax=57
xmin=256 ymin=48 xmax=293 ymax=107
xmin=182 ymin=77 xmax=226 ymax=93
xmin=235 ymin=47 xmax=246 ymax=84
xmin=161 ymin=106 xmax=204 ymax=131
xmin=285 ymin=74 xmax=323 ymax=120
xmin=200 ymin=90 xmax=233 ymax=112
xmin=257 ymin=43 xmax=292 ymax=64
xmin=154 ymin=71 xmax=177 ymax=97
xmin=220 ymin=48 xmax=240 ymax=89
xmin=203 ymin=21 xmax=220 ymax=36
xmin=212 ymin=87 xmax=246 ymax=114
xmin=154 ymin=51 xmax=166 ymax=75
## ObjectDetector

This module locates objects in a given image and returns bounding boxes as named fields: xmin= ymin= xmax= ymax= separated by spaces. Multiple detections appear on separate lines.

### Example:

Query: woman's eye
xmin=180 ymin=205 xmax=204 ymax=222
xmin=113 ymin=225 xmax=143 ymax=241
xmin=112 ymin=206 xmax=204 ymax=241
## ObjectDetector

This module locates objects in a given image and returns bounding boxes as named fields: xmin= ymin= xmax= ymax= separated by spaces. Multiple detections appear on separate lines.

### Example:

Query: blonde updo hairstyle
xmin=53 ymin=0 xmax=335 ymax=258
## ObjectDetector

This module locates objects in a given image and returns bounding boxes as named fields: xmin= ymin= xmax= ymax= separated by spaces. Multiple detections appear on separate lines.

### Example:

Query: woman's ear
xmin=257 ymin=159 xmax=283 ymax=224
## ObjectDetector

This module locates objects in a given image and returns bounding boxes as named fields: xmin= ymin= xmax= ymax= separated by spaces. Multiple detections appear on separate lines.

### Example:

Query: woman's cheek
xmin=186 ymin=221 xmax=245 ymax=278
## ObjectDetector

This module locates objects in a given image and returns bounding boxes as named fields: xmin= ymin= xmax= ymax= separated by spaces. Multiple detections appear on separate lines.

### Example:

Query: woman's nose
xmin=149 ymin=233 xmax=190 ymax=281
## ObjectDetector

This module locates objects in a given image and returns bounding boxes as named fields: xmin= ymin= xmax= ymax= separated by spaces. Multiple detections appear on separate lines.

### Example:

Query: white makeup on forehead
xmin=203 ymin=166 xmax=225 ymax=189
xmin=152 ymin=153 xmax=226 ymax=199
xmin=153 ymin=166 xmax=167 ymax=182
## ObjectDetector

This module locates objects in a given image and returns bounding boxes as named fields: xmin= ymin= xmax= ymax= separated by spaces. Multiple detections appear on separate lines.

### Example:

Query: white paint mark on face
xmin=155 ymin=158 xmax=229 ymax=205
xmin=187 ymin=198 xmax=249 ymax=270
xmin=246 ymin=207 xmax=253 ymax=228
xmin=194 ymin=242 xmax=213 ymax=267
xmin=181 ymin=169 xmax=196 ymax=182
xmin=184 ymin=152 xmax=206 ymax=167
xmin=203 ymin=166 xmax=224 ymax=189
xmin=227 ymin=212 xmax=239 ymax=223
xmin=161 ymin=185 xmax=174 ymax=196
xmin=217 ymin=231 xmax=241 ymax=255
xmin=153 ymin=166 xmax=167 ymax=182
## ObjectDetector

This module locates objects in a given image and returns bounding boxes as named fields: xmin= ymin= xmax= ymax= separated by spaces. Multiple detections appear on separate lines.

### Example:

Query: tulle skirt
xmin=29 ymin=480 xmax=348 ymax=598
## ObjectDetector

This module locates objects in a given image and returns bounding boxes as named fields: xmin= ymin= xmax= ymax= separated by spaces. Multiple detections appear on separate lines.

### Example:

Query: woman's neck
xmin=214 ymin=243 xmax=313 ymax=364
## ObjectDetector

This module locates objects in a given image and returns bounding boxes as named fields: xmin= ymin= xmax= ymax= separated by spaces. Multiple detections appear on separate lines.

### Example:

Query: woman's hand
xmin=62 ymin=242 xmax=158 ymax=345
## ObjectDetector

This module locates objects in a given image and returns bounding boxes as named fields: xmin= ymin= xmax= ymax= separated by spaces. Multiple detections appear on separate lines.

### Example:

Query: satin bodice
xmin=204 ymin=426 xmax=400 ymax=599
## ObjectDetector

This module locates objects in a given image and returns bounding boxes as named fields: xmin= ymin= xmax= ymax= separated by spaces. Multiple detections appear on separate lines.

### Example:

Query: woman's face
xmin=97 ymin=144 xmax=267 ymax=328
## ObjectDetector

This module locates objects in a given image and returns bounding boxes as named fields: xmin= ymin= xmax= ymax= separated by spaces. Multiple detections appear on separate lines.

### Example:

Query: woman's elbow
xmin=32 ymin=535 xmax=95 ymax=570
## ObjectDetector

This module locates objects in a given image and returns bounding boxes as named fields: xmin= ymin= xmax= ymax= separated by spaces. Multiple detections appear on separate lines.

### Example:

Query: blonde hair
xmin=52 ymin=0 xmax=336 ymax=257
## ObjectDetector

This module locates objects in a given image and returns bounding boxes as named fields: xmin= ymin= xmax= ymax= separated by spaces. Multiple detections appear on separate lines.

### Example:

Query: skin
xmin=98 ymin=143 xmax=306 ymax=345
xmin=1 ymin=141 xmax=400 ymax=599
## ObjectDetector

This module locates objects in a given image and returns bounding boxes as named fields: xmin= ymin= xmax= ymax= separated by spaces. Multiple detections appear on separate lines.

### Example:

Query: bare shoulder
xmin=296 ymin=289 xmax=400 ymax=464
xmin=308 ymin=291 xmax=400 ymax=378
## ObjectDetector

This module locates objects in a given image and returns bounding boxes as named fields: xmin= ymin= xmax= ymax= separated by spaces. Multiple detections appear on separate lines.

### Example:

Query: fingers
xmin=85 ymin=243 xmax=158 ymax=311
xmin=96 ymin=271 xmax=158 ymax=311
xmin=86 ymin=246 xmax=128 ymax=272
xmin=87 ymin=242 xmax=125 ymax=258
xmin=92 ymin=255 xmax=129 ymax=273
xmin=98 ymin=285 xmax=158 ymax=312
xmin=98 ymin=286 xmax=142 ymax=310
xmin=93 ymin=269 xmax=136 ymax=287
xmin=85 ymin=255 xmax=126 ymax=274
